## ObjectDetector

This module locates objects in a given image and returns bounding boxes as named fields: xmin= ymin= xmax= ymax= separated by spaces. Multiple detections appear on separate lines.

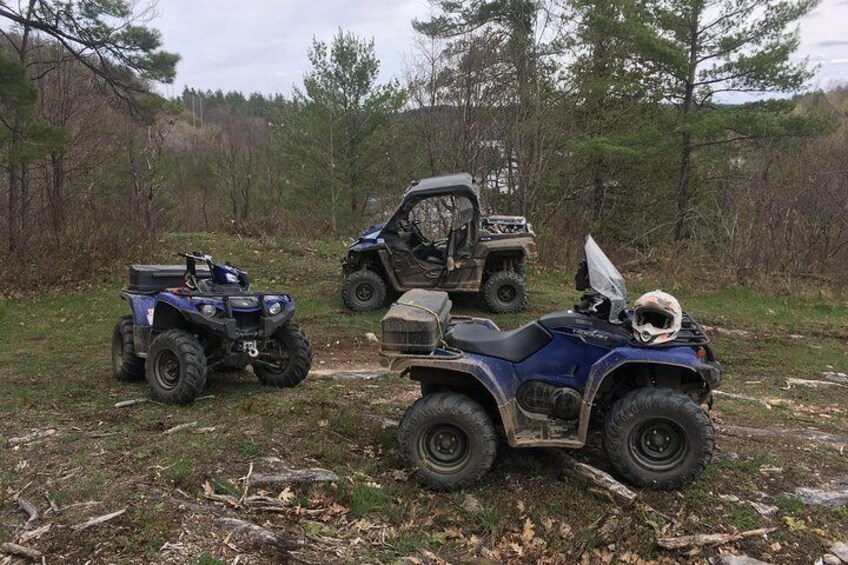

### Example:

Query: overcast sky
xmin=151 ymin=0 xmax=848 ymax=99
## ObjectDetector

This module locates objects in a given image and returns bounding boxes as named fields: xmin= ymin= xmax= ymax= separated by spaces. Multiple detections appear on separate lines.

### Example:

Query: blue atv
xmin=381 ymin=236 xmax=721 ymax=490
xmin=111 ymin=252 xmax=312 ymax=404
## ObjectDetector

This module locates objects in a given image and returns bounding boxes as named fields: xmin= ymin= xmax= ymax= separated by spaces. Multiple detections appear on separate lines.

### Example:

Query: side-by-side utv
xmin=342 ymin=173 xmax=538 ymax=313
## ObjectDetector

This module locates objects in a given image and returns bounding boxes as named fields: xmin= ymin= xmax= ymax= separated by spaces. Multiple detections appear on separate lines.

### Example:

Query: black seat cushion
xmin=446 ymin=321 xmax=552 ymax=363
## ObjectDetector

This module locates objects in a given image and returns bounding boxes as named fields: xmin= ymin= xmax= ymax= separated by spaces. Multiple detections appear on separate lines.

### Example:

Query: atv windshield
xmin=585 ymin=235 xmax=627 ymax=322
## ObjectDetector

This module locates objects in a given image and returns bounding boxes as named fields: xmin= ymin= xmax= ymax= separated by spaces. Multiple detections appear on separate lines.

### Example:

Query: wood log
xmin=0 ymin=543 xmax=41 ymax=561
xmin=17 ymin=497 xmax=38 ymax=524
xmin=218 ymin=517 xmax=295 ymax=550
xmin=553 ymin=451 xmax=638 ymax=505
xmin=657 ymin=527 xmax=775 ymax=550
xmin=7 ymin=429 xmax=56 ymax=446
xmin=163 ymin=422 xmax=197 ymax=435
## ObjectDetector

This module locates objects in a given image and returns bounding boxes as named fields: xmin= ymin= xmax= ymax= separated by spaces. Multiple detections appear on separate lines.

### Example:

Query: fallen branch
xmin=203 ymin=492 xmax=240 ymax=507
xmin=786 ymin=378 xmax=846 ymax=389
xmin=250 ymin=463 xmax=339 ymax=487
xmin=1 ymin=542 xmax=42 ymax=561
xmin=218 ymin=517 xmax=295 ymax=550
xmin=114 ymin=398 xmax=147 ymax=408
xmin=163 ymin=422 xmax=197 ymax=435
xmin=554 ymin=451 xmax=638 ymax=505
xmin=239 ymin=462 xmax=254 ymax=504
xmin=657 ymin=527 xmax=775 ymax=550
xmin=18 ymin=524 xmax=51 ymax=544
xmin=16 ymin=497 xmax=38 ymax=525
xmin=71 ymin=508 xmax=126 ymax=531
xmin=7 ymin=429 xmax=56 ymax=446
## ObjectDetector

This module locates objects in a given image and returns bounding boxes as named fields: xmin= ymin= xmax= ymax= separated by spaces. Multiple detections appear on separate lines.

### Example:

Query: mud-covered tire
xmin=342 ymin=270 xmax=387 ymax=312
xmin=145 ymin=330 xmax=207 ymax=404
xmin=112 ymin=316 xmax=145 ymax=382
xmin=482 ymin=270 xmax=528 ymax=313
xmin=254 ymin=324 xmax=312 ymax=388
xmin=397 ymin=392 xmax=497 ymax=490
xmin=603 ymin=388 xmax=714 ymax=490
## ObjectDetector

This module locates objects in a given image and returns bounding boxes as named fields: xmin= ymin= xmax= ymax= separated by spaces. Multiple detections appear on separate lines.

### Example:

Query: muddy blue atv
xmin=381 ymin=236 xmax=721 ymax=490
xmin=111 ymin=252 xmax=312 ymax=404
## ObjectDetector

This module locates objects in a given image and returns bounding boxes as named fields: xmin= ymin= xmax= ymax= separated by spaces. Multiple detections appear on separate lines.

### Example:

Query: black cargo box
xmin=127 ymin=264 xmax=211 ymax=293
xmin=382 ymin=289 xmax=452 ymax=355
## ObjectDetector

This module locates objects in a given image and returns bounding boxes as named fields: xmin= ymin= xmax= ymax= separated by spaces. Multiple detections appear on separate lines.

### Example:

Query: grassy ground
xmin=1 ymin=232 xmax=847 ymax=564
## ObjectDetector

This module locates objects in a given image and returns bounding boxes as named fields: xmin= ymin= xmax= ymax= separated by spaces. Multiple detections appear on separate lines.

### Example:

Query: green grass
xmin=1 ymin=232 xmax=847 ymax=563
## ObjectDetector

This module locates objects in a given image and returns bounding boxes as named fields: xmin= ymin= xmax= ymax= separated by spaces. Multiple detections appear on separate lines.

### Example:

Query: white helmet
xmin=632 ymin=290 xmax=682 ymax=345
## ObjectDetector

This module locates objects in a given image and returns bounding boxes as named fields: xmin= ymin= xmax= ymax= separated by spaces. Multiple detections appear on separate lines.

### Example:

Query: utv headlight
xmin=200 ymin=304 xmax=217 ymax=317
xmin=268 ymin=302 xmax=282 ymax=315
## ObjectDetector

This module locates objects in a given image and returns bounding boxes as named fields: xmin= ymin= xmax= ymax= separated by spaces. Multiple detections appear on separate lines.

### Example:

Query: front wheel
xmin=145 ymin=330 xmax=207 ymax=404
xmin=482 ymin=271 xmax=528 ymax=313
xmin=254 ymin=324 xmax=312 ymax=387
xmin=397 ymin=392 xmax=497 ymax=490
xmin=342 ymin=270 xmax=387 ymax=312
xmin=603 ymin=388 xmax=714 ymax=490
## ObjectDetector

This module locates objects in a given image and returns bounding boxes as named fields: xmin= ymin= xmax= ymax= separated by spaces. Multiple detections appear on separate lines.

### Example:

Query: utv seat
xmin=446 ymin=321 xmax=552 ymax=363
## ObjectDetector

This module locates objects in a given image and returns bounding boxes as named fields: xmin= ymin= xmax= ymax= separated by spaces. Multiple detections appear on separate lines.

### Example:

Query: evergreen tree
xmin=272 ymin=29 xmax=404 ymax=232
xmin=643 ymin=0 xmax=821 ymax=239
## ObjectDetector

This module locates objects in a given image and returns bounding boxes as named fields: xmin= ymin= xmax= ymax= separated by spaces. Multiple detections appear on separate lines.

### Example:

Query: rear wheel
xmin=254 ymin=324 xmax=312 ymax=387
xmin=342 ymin=270 xmax=387 ymax=312
xmin=112 ymin=316 xmax=144 ymax=382
xmin=482 ymin=270 xmax=528 ymax=313
xmin=145 ymin=330 xmax=207 ymax=404
xmin=603 ymin=387 xmax=714 ymax=489
xmin=397 ymin=392 xmax=497 ymax=490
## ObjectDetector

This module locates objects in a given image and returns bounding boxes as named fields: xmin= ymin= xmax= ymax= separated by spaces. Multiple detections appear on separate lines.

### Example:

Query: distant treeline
xmin=1 ymin=0 xmax=847 ymax=289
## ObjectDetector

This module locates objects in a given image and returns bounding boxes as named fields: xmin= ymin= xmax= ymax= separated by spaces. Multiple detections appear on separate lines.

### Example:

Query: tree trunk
xmin=6 ymin=0 xmax=38 ymax=253
xmin=49 ymin=152 xmax=65 ymax=241
xmin=673 ymin=12 xmax=701 ymax=241
xmin=592 ymin=159 xmax=606 ymax=221
xmin=7 ymin=157 xmax=21 ymax=252
xmin=674 ymin=131 xmax=694 ymax=240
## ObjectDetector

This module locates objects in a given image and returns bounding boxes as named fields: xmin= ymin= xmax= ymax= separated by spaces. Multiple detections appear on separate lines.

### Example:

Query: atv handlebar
xmin=179 ymin=251 xmax=212 ymax=262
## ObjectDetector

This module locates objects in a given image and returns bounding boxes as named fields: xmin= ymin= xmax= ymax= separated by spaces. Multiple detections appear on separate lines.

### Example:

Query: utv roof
xmin=404 ymin=173 xmax=479 ymax=204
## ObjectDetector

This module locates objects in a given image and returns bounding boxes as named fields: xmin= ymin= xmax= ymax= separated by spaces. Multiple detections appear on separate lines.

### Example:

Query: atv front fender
xmin=577 ymin=345 xmax=722 ymax=442
xmin=153 ymin=293 xmax=296 ymax=341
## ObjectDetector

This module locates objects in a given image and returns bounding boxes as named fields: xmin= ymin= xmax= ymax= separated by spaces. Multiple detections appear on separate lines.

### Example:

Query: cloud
xmin=150 ymin=0 xmax=848 ymax=97
xmin=152 ymin=0 xmax=424 ymax=96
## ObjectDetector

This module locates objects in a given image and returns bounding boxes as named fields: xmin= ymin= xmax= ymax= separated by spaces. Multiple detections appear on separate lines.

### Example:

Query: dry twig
xmin=71 ymin=509 xmax=126 ymax=532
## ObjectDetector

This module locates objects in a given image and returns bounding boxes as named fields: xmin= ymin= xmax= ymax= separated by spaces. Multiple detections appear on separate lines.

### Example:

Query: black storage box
xmin=126 ymin=264 xmax=210 ymax=293
xmin=382 ymin=289 xmax=452 ymax=354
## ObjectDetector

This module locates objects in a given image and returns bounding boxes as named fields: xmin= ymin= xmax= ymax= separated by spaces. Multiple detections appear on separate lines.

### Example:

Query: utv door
xmin=384 ymin=195 xmax=456 ymax=289
xmin=442 ymin=196 xmax=479 ymax=290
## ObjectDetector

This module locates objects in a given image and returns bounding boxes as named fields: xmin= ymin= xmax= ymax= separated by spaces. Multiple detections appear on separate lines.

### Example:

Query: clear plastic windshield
xmin=585 ymin=235 xmax=628 ymax=322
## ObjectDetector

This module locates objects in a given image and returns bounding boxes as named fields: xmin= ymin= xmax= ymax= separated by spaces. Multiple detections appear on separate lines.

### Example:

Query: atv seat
xmin=446 ymin=321 xmax=552 ymax=363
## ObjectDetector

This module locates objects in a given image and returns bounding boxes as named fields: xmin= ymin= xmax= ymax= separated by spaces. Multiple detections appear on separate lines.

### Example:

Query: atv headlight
xmin=268 ymin=301 xmax=282 ymax=315
xmin=200 ymin=304 xmax=217 ymax=317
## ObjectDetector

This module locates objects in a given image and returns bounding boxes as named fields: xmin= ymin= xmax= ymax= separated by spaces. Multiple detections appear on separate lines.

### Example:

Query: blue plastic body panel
xmin=394 ymin=314 xmax=721 ymax=448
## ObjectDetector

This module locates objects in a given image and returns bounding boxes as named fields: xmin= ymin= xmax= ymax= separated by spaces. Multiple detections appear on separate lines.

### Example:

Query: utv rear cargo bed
xmin=382 ymin=290 xmax=452 ymax=355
